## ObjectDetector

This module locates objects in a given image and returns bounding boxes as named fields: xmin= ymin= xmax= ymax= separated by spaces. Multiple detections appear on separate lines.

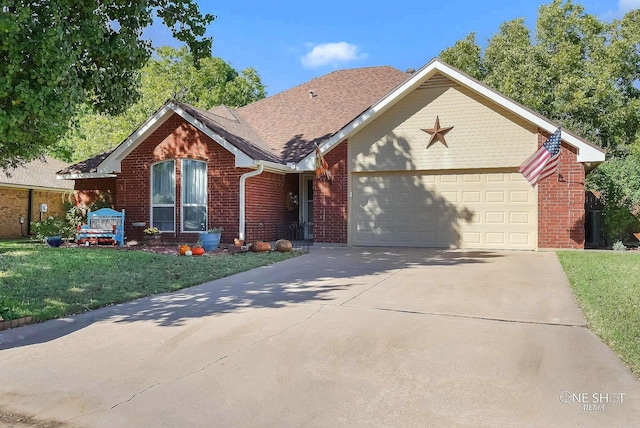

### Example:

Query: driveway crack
xmin=370 ymin=306 xmax=588 ymax=328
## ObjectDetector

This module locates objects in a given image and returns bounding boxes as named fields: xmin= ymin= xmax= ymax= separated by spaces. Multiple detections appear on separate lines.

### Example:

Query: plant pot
xmin=143 ymin=234 xmax=162 ymax=246
xmin=45 ymin=236 xmax=62 ymax=247
xmin=199 ymin=232 xmax=221 ymax=251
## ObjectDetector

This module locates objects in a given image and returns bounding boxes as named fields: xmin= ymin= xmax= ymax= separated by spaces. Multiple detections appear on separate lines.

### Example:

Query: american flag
xmin=519 ymin=127 xmax=562 ymax=186
xmin=315 ymin=146 xmax=332 ymax=182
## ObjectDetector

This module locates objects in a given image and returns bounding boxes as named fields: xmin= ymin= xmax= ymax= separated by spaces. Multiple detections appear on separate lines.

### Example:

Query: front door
xmin=301 ymin=175 xmax=314 ymax=239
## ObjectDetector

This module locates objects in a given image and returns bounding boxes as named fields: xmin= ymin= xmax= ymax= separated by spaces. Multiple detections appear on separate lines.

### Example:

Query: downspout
xmin=27 ymin=189 xmax=33 ymax=236
xmin=238 ymin=164 xmax=264 ymax=241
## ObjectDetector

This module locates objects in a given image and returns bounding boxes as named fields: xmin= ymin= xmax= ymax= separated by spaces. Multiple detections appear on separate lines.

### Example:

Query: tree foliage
xmin=52 ymin=46 xmax=266 ymax=162
xmin=588 ymin=156 xmax=640 ymax=243
xmin=0 ymin=0 xmax=214 ymax=170
xmin=440 ymin=0 xmax=640 ymax=154
xmin=440 ymin=33 xmax=484 ymax=80
xmin=441 ymin=0 xmax=640 ymax=242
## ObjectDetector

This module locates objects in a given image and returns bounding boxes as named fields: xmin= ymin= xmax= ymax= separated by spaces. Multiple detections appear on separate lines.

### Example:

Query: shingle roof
xmin=236 ymin=66 xmax=408 ymax=163
xmin=60 ymin=65 xmax=409 ymax=174
xmin=57 ymin=149 xmax=115 ymax=175
xmin=174 ymin=101 xmax=282 ymax=164
xmin=2 ymin=157 xmax=74 ymax=189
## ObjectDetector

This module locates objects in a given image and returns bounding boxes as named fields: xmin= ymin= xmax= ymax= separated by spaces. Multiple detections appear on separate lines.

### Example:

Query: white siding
xmin=350 ymin=77 xmax=538 ymax=172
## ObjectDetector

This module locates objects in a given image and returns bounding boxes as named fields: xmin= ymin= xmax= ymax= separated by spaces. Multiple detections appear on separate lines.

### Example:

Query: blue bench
xmin=77 ymin=208 xmax=125 ymax=247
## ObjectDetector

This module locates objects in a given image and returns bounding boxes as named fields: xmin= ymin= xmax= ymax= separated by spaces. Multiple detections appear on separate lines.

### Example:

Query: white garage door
xmin=352 ymin=172 xmax=536 ymax=249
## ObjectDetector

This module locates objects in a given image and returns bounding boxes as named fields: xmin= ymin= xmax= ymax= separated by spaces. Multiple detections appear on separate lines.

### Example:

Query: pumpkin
xmin=184 ymin=250 xmax=192 ymax=256
xmin=275 ymin=239 xmax=292 ymax=252
xmin=179 ymin=244 xmax=191 ymax=256
xmin=192 ymin=246 xmax=205 ymax=256
xmin=251 ymin=241 xmax=271 ymax=252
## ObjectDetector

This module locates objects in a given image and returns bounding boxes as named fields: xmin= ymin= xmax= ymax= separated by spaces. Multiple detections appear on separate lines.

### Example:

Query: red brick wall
xmin=116 ymin=113 xmax=290 ymax=244
xmin=313 ymin=140 xmax=348 ymax=244
xmin=537 ymin=130 xmax=586 ymax=249
xmin=74 ymin=178 xmax=116 ymax=209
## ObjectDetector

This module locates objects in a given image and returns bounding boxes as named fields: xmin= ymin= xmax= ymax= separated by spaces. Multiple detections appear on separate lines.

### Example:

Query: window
xmin=181 ymin=159 xmax=207 ymax=232
xmin=151 ymin=160 xmax=175 ymax=232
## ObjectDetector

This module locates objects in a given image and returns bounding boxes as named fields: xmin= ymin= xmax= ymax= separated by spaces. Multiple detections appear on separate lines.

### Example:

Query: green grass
xmin=0 ymin=241 xmax=300 ymax=322
xmin=557 ymin=251 xmax=640 ymax=377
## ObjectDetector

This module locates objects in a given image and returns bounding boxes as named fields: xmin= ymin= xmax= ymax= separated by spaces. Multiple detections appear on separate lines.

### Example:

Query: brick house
xmin=1 ymin=157 xmax=75 ymax=238
xmin=58 ymin=59 xmax=605 ymax=249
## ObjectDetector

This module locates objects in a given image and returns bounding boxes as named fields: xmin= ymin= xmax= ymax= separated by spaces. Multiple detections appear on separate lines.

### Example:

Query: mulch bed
xmin=63 ymin=241 xmax=247 ymax=256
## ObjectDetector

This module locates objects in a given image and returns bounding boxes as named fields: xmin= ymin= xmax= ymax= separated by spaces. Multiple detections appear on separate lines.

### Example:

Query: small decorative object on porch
xmin=143 ymin=227 xmax=161 ymax=246
xmin=192 ymin=246 xmax=205 ymax=256
xmin=234 ymin=238 xmax=244 ymax=247
xmin=250 ymin=241 xmax=271 ymax=252
xmin=286 ymin=191 xmax=299 ymax=211
xmin=200 ymin=227 xmax=223 ymax=251
xmin=275 ymin=239 xmax=292 ymax=252
xmin=179 ymin=244 xmax=191 ymax=256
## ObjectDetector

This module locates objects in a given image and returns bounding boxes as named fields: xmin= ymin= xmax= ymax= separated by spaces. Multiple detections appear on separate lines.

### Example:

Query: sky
xmin=144 ymin=0 xmax=640 ymax=96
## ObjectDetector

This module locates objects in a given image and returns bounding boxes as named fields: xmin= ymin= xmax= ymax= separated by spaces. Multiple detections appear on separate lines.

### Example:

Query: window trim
xmin=180 ymin=159 xmax=208 ymax=233
xmin=150 ymin=160 xmax=176 ymax=233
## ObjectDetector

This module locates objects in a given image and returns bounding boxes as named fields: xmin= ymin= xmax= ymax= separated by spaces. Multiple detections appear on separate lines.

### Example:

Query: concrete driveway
xmin=1 ymin=248 xmax=639 ymax=427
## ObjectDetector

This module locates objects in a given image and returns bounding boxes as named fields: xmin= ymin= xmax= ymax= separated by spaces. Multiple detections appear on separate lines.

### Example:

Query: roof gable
xmin=298 ymin=58 xmax=605 ymax=170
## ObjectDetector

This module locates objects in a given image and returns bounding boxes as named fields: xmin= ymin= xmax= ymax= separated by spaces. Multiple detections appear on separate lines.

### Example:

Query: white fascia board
xmin=254 ymin=160 xmax=294 ymax=174
xmin=56 ymin=173 xmax=117 ymax=180
xmin=99 ymin=103 xmax=176 ymax=174
xmin=99 ymin=102 xmax=259 ymax=173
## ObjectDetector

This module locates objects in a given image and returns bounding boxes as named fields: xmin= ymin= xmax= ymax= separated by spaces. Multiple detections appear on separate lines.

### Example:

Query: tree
xmin=0 ymin=1 xmax=214 ymax=170
xmin=440 ymin=33 xmax=485 ymax=81
xmin=440 ymin=0 xmax=640 ymax=155
xmin=441 ymin=0 xmax=640 ymax=243
xmin=52 ymin=46 xmax=266 ymax=162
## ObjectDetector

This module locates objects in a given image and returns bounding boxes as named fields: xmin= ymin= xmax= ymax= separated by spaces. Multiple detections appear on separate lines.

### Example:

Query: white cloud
xmin=620 ymin=0 xmax=640 ymax=13
xmin=301 ymin=42 xmax=367 ymax=68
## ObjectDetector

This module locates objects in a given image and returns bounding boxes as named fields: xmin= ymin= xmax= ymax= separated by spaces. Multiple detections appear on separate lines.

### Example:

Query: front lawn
xmin=0 ymin=241 xmax=300 ymax=323
xmin=557 ymin=251 xmax=640 ymax=377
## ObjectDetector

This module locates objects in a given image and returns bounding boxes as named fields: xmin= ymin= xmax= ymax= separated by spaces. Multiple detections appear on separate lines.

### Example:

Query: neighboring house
xmin=58 ymin=58 xmax=606 ymax=250
xmin=1 ymin=157 xmax=75 ymax=238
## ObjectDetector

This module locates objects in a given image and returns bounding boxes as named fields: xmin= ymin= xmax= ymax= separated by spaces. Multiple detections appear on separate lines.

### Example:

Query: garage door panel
xmin=352 ymin=172 xmax=536 ymax=249
xmin=509 ymin=191 xmax=531 ymax=203
xmin=462 ymin=191 xmax=481 ymax=203
xmin=440 ymin=191 xmax=458 ymax=202
xmin=486 ymin=212 xmax=505 ymax=224
xmin=486 ymin=191 xmax=505 ymax=203
xmin=510 ymin=233 xmax=531 ymax=245
xmin=509 ymin=211 xmax=530 ymax=224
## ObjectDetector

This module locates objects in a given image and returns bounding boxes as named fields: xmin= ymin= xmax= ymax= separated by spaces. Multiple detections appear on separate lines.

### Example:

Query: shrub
xmin=612 ymin=240 xmax=627 ymax=251
xmin=31 ymin=217 xmax=73 ymax=240
xmin=587 ymin=157 xmax=640 ymax=244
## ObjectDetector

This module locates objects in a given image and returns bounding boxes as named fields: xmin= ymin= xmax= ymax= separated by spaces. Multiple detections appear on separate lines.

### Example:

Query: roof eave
xmin=98 ymin=101 xmax=259 ymax=173
xmin=56 ymin=173 xmax=117 ymax=180
xmin=0 ymin=182 xmax=75 ymax=192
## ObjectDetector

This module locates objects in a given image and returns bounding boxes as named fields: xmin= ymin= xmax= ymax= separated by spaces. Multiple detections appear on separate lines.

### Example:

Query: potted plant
xmin=199 ymin=227 xmax=223 ymax=251
xmin=143 ymin=227 xmax=162 ymax=245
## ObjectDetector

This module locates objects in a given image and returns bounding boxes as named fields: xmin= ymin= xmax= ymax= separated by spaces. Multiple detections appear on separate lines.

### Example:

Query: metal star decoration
xmin=421 ymin=116 xmax=454 ymax=148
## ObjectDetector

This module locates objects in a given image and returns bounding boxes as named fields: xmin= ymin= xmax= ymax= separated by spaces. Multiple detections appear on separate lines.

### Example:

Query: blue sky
xmin=145 ymin=0 xmax=639 ymax=96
